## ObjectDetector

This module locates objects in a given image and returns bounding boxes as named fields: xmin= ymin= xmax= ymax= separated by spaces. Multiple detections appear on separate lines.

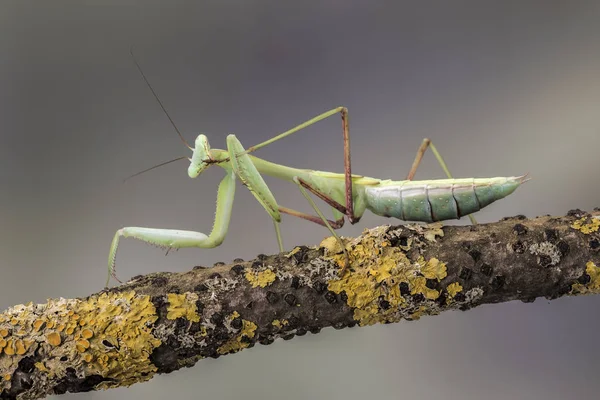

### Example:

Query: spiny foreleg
xmin=106 ymin=169 xmax=237 ymax=287
xmin=226 ymin=134 xmax=285 ymax=252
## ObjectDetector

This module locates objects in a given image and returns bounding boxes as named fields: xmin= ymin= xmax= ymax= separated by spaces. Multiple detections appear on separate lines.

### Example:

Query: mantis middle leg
xmin=406 ymin=138 xmax=478 ymax=225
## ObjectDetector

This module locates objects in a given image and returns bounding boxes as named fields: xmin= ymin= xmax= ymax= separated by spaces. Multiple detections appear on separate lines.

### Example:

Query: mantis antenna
xmin=122 ymin=156 xmax=190 ymax=183
xmin=129 ymin=47 xmax=193 ymax=150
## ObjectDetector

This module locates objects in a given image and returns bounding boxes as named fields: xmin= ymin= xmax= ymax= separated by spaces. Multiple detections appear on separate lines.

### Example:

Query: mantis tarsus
xmin=107 ymin=57 xmax=528 ymax=288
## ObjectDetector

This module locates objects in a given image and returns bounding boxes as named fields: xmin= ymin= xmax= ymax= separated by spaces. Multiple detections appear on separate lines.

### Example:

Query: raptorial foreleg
xmin=106 ymin=169 xmax=236 ymax=287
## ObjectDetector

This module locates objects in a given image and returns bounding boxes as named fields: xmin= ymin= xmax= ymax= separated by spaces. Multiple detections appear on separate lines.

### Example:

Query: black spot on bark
xmin=194 ymin=283 xmax=208 ymax=292
xmin=150 ymin=345 xmax=179 ymax=373
xmin=324 ymin=291 xmax=337 ymax=304
xmin=412 ymin=293 xmax=425 ymax=303
xmin=152 ymin=276 xmax=168 ymax=286
xmin=266 ymin=291 xmax=279 ymax=304
xmin=567 ymin=209 xmax=584 ymax=217
xmin=513 ymin=224 xmax=528 ymax=235
xmin=399 ymin=282 xmax=410 ymax=296
xmin=231 ymin=264 xmax=245 ymax=275
xmin=512 ymin=241 xmax=526 ymax=254
xmin=459 ymin=267 xmax=473 ymax=281
xmin=557 ymin=241 xmax=570 ymax=257
xmin=313 ymin=281 xmax=327 ymax=294
xmin=544 ymin=229 xmax=558 ymax=242
xmin=339 ymin=291 xmax=348 ymax=303
xmin=231 ymin=317 xmax=243 ymax=330
xmin=480 ymin=263 xmax=493 ymax=276
xmin=577 ymin=273 xmax=591 ymax=285
xmin=425 ymin=279 xmax=440 ymax=290
xmin=491 ymin=275 xmax=505 ymax=290
xmin=468 ymin=249 xmax=481 ymax=262
xmin=284 ymin=293 xmax=297 ymax=306
xmin=290 ymin=276 xmax=301 ymax=289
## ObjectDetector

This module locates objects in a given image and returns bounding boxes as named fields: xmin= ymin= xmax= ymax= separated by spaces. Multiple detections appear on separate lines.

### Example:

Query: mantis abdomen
xmin=364 ymin=176 xmax=527 ymax=223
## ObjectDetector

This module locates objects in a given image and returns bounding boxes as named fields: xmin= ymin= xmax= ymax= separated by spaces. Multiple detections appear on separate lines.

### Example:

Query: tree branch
xmin=1 ymin=209 xmax=599 ymax=399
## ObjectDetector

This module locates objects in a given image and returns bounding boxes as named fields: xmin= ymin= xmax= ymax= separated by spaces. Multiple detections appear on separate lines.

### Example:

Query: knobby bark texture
xmin=1 ymin=209 xmax=599 ymax=399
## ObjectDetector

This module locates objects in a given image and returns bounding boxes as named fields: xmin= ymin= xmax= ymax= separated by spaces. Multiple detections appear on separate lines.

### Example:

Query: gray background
xmin=1 ymin=1 xmax=600 ymax=399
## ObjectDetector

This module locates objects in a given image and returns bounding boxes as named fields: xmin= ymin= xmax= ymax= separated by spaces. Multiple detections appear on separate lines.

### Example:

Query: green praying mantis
xmin=106 ymin=56 xmax=528 ymax=287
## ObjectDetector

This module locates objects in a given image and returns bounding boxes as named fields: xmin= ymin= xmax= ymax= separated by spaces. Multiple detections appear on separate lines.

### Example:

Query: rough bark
xmin=1 ymin=209 xmax=599 ymax=399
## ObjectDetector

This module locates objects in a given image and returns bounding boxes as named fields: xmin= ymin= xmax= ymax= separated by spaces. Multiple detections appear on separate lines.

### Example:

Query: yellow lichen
xmin=81 ymin=328 xmax=94 ymax=339
xmin=217 ymin=318 xmax=257 ymax=354
xmin=75 ymin=291 xmax=161 ymax=388
xmin=166 ymin=293 xmax=201 ymax=322
xmin=76 ymin=339 xmax=90 ymax=352
xmin=447 ymin=282 xmax=463 ymax=298
xmin=571 ymin=217 xmax=600 ymax=234
xmin=324 ymin=225 xmax=444 ymax=326
xmin=272 ymin=319 xmax=289 ymax=329
xmin=418 ymin=257 xmax=447 ymax=280
xmin=46 ymin=332 xmax=61 ymax=346
xmin=245 ymin=268 xmax=277 ymax=288
xmin=571 ymin=261 xmax=600 ymax=295
xmin=0 ymin=290 xmax=162 ymax=393
xmin=409 ymin=276 xmax=440 ymax=300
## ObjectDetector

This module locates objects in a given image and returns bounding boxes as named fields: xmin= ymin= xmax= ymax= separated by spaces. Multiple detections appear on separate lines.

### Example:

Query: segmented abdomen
xmin=364 ymin=176 xmax=526 ymax=222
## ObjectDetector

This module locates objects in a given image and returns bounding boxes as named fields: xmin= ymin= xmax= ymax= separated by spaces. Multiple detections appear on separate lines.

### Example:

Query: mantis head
xmin=188 ymin=134 xmax=212 ymax=178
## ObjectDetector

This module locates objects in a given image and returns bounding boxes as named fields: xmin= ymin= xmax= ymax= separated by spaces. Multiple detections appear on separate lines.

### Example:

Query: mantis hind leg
xmin=407 ymin=138 xmax=478 ymax=225
xmin=242 ymin=107 xmax=358 ymax=223
xmin=107 ymin=169 xmax=237 ymax=287
xmin=279 ymin=206 xmax=345 ymax=229
xmin=291 ymin=177 xmax=350 ymax=275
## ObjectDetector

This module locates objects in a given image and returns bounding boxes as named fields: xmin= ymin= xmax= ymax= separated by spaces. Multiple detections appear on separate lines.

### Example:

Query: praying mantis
xmin=106 ymin=57 xmax=528 ymax=288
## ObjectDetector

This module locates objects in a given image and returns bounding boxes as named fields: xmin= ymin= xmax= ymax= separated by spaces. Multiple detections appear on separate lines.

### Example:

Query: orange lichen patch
xmin=571 ymin=261 xmax=600 ymax=295
xmin=81 ymin=328 xmax=94 ymax=339
xmin=217 ymin=318 xmax=257 ymax=355
xmin=323 ymin=224 xmax=453 ymax=326
xmin=245 ymin=268 xmax=277 ymax=288
xmin=14 ymin=340 xmax=27 ymax=355
xmin=0 ymin=328 xmax=8 ymax=337
xmin=46 ymin=332 xmax=62 ymax=346
xmin=571 ymin=217 xmax=600 ymax=234
xmin=3 ymin=339 xmax=15 ymax=356
xmin=166 ymin=293 xmax=201 ymax=322
xmin=325 ymin=225 xmax=447 ymax=326
xmin=0 ymin=290 xmax=161 ymax=394
xmin=76 ymin=339 xmax=90 ymax=352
